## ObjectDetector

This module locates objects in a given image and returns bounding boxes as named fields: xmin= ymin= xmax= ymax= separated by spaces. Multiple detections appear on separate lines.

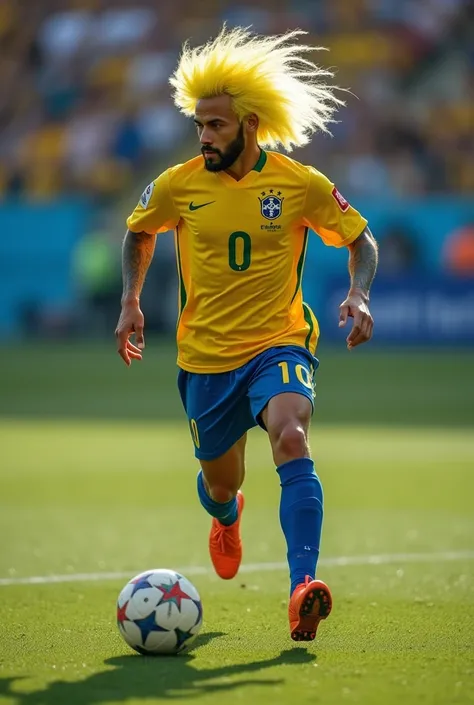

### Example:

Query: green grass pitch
xmin=0 ymin=343 xmax=473 ymax=705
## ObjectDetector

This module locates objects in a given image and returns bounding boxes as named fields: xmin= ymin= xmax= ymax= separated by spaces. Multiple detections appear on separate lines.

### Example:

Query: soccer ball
xmin=117 ymin=568 xmax=203 ymax=655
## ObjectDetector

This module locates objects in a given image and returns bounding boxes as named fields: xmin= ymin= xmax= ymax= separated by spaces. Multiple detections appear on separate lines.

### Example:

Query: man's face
xmin=194 ymin=95 xmax=245 ymax=172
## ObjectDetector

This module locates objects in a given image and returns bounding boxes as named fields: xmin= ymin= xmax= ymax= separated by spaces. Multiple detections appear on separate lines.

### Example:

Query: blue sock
xmin=197 ymin=470 xmax=238 ymax=526
xmin=276 ymin=457 xmax=323 ymax=595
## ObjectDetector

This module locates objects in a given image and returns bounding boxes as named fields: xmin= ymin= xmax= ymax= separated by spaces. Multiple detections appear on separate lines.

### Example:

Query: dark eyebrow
xmin=193 ymin=118 xmax=225 ymax=126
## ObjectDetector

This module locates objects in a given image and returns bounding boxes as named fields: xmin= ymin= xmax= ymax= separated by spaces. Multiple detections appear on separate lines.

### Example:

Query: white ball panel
xmin=176 ymin=600 xmax=199 ymax=632
xmin=144 ymin=629 xmax=178 ymax=653
xmin=119 ymin=620 xmax=143 ymax=648
xmin=117 ymin=582 xmax=134 ymax=607
xmin=127 ymin=587 xmax=162 ymax=619
xmin=154 ymin=601 xmax=180 ymax=630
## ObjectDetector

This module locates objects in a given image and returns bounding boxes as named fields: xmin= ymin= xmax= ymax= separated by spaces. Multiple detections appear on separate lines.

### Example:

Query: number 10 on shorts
xmin=278 ymin=361 xmax=313 ymax=389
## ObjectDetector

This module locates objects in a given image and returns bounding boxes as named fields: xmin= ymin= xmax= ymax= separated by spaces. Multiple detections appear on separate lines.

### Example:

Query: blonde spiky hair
xmin=169 ymin=25 xmax=344 ymax=152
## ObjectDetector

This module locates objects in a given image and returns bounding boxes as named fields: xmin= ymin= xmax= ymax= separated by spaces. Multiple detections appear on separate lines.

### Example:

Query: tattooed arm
xmin=115 ymin=230 xmax=157 ymax=366
xmin=347 ymin=227 xmax=378 ymax=296
xmin=121 ymin=230 xmax=157 ymax=303
xmin=339 ymin=227 xmax=378 ymax=350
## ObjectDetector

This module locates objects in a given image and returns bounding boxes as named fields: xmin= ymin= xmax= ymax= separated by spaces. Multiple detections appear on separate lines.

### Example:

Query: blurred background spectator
xmin=0 ymin=0 xmax=473 ymax=343
xmin=0 ymin=0 xmax=472 ymax=202
xmin=377 ymin=222 xmax=422 ymax=275
xmin=72 ymin=210 xmax=122 ymax=337
xmin=443 ymin=224 xmax=474 ymax=276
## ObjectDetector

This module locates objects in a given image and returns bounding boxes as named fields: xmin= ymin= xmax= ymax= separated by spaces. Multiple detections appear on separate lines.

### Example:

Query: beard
xmin=201 ymin=123 xmax=245 ymax=172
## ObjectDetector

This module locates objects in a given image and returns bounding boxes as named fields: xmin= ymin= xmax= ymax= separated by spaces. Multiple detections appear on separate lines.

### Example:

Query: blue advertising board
xmin=0 ymin=200 xmax=91 ymax=336
xmin=315 ymin=276 xmax=474 ymax=345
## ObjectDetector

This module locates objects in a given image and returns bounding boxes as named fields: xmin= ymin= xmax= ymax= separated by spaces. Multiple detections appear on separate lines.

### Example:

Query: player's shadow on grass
xmin=1 ymin=631 xmax=316 ymax=704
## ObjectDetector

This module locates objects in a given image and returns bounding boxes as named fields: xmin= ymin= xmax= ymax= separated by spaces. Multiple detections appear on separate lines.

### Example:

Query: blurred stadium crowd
xmin=0 ymin=0 xmax=473 ymax=203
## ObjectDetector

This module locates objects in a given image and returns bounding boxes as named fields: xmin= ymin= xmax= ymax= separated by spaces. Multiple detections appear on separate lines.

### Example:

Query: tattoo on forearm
xmin=122 ymin=230 xmax=156 ymax=300
xmin=347 ymin=228 xmax=378 ymax=296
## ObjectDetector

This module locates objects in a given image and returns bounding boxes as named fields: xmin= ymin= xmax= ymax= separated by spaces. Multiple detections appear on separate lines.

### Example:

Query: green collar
xmin=252 ymin=149 xmax=267 ymax=172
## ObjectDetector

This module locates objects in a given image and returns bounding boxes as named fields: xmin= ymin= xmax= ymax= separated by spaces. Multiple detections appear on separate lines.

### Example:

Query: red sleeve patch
xmin=331 ymin=186 xmax=350 ymax=213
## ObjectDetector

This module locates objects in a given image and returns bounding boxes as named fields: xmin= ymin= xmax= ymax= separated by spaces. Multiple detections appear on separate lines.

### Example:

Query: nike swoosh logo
xmin=189 ymin=201 xmax=216 ymax=211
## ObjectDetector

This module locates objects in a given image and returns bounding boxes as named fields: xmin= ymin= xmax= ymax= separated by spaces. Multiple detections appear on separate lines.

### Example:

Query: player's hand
xmin=115 ymin=300 xmax=145 ymax=366
xmin=338 ymin=290 xmax=374 ymax=350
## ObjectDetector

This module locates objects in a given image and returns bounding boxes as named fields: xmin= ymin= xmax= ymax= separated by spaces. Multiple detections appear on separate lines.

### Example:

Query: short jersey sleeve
xmin=126 ymin=169 xmax=180 ymax=235
xmin=302 ymin=167 xmax=367 ymax=247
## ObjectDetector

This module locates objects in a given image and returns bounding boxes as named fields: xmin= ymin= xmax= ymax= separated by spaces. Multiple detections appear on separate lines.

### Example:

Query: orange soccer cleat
xmin=288 ymin=576 xmax=332 ymax=641
xmin=209 ymin=491 xmax=244 ymax=579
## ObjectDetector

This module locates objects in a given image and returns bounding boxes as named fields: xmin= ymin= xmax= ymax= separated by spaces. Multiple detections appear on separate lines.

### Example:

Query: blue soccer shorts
xmin=177 ymin=345 xmax=319 ymax=461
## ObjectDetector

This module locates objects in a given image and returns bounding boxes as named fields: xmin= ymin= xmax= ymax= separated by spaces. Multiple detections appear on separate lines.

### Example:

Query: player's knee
xmin=208 ymin=484 xmax=237 ymax=503
xmin=272 ymin=422 xmax=309 ymax=463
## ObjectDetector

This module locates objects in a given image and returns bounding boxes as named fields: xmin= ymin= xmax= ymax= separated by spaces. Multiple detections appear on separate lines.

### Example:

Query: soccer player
xmin=115 ymin=27 xmax=378 ymax=642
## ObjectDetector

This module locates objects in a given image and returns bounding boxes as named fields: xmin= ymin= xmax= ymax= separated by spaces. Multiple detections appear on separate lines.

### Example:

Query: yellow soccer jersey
xmin=127 ymin=150 xmax=367 ymax=373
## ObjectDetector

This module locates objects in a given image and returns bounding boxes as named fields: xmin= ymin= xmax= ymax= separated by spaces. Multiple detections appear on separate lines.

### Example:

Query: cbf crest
xmin=258 ymin=190 xmax=284 ymax=221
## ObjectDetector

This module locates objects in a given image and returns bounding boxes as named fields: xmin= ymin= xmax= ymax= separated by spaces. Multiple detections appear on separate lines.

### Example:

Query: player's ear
xmin=245 ymin=113 xmax=259 ymax=133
